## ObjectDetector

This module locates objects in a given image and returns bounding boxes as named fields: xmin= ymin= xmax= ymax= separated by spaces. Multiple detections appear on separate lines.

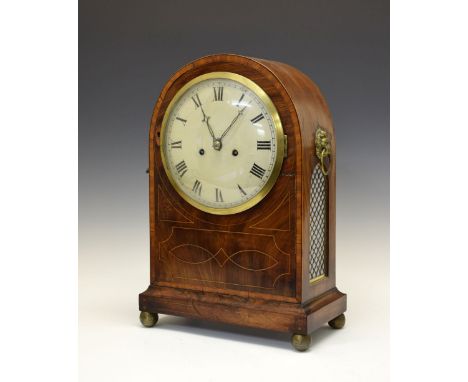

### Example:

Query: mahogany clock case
xmin=139 ymin=54 xmax=346 ymax=342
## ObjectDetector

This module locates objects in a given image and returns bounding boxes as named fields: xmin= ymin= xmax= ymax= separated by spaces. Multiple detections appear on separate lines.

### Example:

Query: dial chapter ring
xmin=160 ymin=71 xmax=285 ymax=216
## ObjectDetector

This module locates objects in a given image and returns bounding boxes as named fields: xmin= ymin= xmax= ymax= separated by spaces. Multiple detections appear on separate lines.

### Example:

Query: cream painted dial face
xmin=161 ymin=73 xmax=284 ymax=214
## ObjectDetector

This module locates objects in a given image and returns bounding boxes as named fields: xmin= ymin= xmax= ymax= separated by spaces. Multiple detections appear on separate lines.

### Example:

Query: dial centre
xmin=213 ymin=139 xmax=222 ymax=151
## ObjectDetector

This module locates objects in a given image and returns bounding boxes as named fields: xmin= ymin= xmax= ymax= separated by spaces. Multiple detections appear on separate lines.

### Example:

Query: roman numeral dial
xmin=237 ymin=93 xmax=245 ymax=107
xmin=250 ymin=163 xmax=266 ymax=179
xmin=192 ymin=180 xmax=202 ymax=195
xmin=170 ymin=140 xmax=182 ymax=149
xmin=257 ymin=141 xmax=271 ymax=150
xmin=175 ymin=160 xmax=187 ymax=177
xmin=215 ymin=188 xmax=224 ymax=202
xmin=191 ymin=93 xmax=202 ymax=108
xmin=251 ymin=114 xmax=264 ymax=124
xmin=161 ymin=74 xmax=284 ymax=214
xmin=213 ymin=86 xmax=223 ymax=101
xmin=175 ymin=117 xmax=187 ymax=125
xmin=238 ymin=184 xmax=247 ymax=196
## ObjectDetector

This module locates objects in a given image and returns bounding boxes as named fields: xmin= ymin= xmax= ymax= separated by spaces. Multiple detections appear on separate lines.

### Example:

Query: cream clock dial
xmin=160 ymin=72 xmax=284 ymax=215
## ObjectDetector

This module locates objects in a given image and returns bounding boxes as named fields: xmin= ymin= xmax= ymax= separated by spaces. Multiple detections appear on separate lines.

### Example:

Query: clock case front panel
xmin=139 ymin=54 xmax=346 ymax=335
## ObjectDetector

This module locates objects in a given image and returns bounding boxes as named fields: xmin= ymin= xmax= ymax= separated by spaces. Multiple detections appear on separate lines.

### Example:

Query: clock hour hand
xmin=199 ymin=105 xmax=224 ymax=151
xmin=199 ymin=105 xmax=216 ymax=140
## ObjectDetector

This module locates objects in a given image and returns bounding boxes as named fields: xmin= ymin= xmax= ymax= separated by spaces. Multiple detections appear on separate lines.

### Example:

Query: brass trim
xmin=315 ymin=127 xmax=331 ymax=176
xmin=160 ymin=72 xmax=285 ymax=215
xmin=309 ymin=274 xmax=327 ymax=285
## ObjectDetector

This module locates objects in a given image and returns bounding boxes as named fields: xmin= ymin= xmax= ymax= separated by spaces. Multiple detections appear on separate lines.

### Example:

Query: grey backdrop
xmin=79 ymin=1 xmax=389 ymax=376
xmin=79 ymin=0 xmax=389 ymax=235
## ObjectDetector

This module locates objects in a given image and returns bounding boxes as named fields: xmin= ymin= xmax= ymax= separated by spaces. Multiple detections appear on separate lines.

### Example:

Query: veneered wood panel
xmin=142 ymin=54 xmax=346 ymax=335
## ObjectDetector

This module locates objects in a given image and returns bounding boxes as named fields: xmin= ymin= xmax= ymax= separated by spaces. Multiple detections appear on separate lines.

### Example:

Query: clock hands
xmin=219 ymin=104 xmax=248 ymax=142
xmin=199 ymin=104 xmax=223 ymax=151
xmin=198 ymin=96 xmax=250 ymax=151
xmin=199 ymin=105 xmax=215 ymax=140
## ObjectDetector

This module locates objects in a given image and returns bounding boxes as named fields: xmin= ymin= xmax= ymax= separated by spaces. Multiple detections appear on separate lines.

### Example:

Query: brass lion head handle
xmin=315 ymin=127 xmax=331 ymax=176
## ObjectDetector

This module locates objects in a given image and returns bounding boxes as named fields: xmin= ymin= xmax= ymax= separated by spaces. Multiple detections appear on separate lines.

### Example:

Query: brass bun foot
xmin=291 ymin=334 xmax=311 ymax=351
xmin=139 ymin=311 xmax=159 ymax=327
xmin=328 ymin=313 xmax=346 ymax=329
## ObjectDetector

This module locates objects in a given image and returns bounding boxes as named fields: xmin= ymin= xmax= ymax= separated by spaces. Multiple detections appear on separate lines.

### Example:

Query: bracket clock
xmin=139 ymin=54 xmax=347 ymax=351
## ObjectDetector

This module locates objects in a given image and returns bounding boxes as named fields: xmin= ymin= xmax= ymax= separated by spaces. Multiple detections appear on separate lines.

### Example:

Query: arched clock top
xmin=141 ymin=54 xmax=346 ymax=350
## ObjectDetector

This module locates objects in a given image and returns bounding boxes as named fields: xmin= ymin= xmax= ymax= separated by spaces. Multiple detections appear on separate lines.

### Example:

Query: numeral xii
xmin=213 ymin=86 xmax=223 ymax=101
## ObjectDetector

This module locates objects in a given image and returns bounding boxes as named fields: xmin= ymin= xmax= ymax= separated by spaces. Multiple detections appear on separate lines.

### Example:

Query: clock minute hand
xmin=220 ymin=105 xmax=247 ymax=141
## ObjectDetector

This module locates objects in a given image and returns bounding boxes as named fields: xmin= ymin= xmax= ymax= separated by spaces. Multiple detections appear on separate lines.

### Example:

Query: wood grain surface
xmin=139 ymin=54 xmax=346 ymax=334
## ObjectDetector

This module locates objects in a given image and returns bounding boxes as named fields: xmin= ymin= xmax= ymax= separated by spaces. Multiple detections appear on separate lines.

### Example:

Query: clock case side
xmin=255 ymin=58 xmax=347 ymax=331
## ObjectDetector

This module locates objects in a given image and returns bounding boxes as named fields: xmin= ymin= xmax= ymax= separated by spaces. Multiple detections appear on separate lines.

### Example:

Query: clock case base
xmin=139 ymin=285 xmax=346 ymax=335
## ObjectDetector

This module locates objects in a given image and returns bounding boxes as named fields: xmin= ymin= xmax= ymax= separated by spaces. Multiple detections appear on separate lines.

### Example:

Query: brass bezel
xmin=160 ymin=71 xmax=285 ymax=215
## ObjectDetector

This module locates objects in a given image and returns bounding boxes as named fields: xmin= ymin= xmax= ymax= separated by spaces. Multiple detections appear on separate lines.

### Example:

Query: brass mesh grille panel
xmin=309 ymin=164 xmax=328 ymax=281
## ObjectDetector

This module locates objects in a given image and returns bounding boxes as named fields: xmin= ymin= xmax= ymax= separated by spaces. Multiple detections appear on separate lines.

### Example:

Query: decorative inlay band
xmin=171 ymin=244 xmax=279 ymax=271
xmin=159 ymin=227 xmax=291 ymax=289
